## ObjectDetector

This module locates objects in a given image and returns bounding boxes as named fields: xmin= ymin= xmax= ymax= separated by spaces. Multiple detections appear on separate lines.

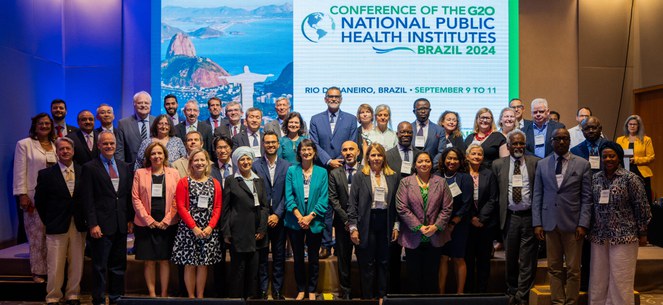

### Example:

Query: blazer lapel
xmin=73 ymin=164 xmax=82 ymax=198
xmin=425 ymin=120 xmax=435 ymax=147
xmin=237 ymin=178 xmax=253 ymax=196
xmin=362 ymin=172 xmax=373 ymax=202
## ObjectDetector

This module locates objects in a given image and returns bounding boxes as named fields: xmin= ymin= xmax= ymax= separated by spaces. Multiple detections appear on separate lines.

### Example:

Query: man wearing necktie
xmin=51 ymin=99 xmax=78 ymax=138
xmin=116 ymin=91 xmax=155 ymax=164
xmin=204 ymin=97 xmax=228 ymax=135
xmin=328 ymin=141 xmax=360 ymax=299
xmin=492 ymin=130 xmax=540 ymax=305
xmin=264 ymin=97 xmax=291 ymax=138
xmin=386 ymin=121 xmax=421 ymax=177
xmin=214 ymin=102 xmax=246 ymax=140
xmin=174 ymin=100 xmax=214 ymax=155
xmin=532 ymin=128 xmax=592 ymax=305
xmin=232 ymin=107 xmax=265 ymax=157
xmin=411 ymin=98 xmax=443 ymax=159
xmin=80 ymin=131 xmax=134 ymax=305
xmin=68 ymin=110 xmax=99 ymax=166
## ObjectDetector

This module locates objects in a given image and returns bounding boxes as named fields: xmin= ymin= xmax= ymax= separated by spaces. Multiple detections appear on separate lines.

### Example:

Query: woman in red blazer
xmin=171 ymin=148 xmax=223 ymax=298
xmin=132 ymin=142 xmax=180 ymax=297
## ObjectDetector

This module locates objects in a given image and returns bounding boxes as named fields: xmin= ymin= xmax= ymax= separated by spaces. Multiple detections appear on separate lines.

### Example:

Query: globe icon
xmin=301 ymin=12 xmax=336 ymax=43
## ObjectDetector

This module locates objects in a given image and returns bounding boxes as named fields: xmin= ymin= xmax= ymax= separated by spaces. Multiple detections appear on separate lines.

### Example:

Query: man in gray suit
xmin=492 ymin=130 xmax=540 ymax=305
xmin=532 ymin=128 xmax=592 ymax=305
xmin=116 ymin=91 xmax=155 ymax=164
xmin=264 ymin=97 xmax=290 ymax=138
xmin=174 ymin=100 xmax=214 ymax=153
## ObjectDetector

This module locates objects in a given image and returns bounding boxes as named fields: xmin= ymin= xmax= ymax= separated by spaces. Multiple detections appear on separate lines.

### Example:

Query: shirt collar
xmin=58 ymin=161 xmax=74 ymax=172
xmin=100 ymin=154 xmax=115 ymax=165
xmin=554 ymin=152 xmax=571 ymax=161
xmin=234 ymin=170 xmax=259 ymax=180
xmin=185 ymin=120 xmax=198 ymax=128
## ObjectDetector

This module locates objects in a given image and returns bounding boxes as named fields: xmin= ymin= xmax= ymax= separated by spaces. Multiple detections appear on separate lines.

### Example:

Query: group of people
xmin=13 ymin=89 xmax=653 ymax=305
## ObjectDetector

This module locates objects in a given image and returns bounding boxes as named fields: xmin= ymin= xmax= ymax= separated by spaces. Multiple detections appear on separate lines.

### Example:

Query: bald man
xmin=328 ymin=141 xmax=360 ymax=299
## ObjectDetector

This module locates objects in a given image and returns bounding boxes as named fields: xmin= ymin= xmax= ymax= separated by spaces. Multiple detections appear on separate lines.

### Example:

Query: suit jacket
xmin=264 ymin=118 xmax=283 ymax=138
xmin=284 ymin=165 xmax=328 ymax=233
xmin=201 ymin=117 xmax=229 ymax=135
xmin=13 ymin=138 xmax=56 ymax=200
xmin=232 ymin=130 xmax=265 ymax=156
xmin=411 ymin=119 xmax=444 ymax=158
xmin=309 ymin=110 xmax=358 ymax=166
xmin=523 ymin=120 xmax=565 ymax=157
xmin=55 ymin=123 xmax=78 ymax=137
xmin=95 ymin=127 xmax=121 ymax=160
xmin=491 ymin=155 xmax=540 ymax=230
xmin=385 ymin=145 xmax=421 ymax=176
xmin=328 ymin=166 xmax=356 ymax=227
xmin=175 ymin=120 xmax=214 ymax=153
xmin=396 ymin=175 xmax=453 ymax=249
xmin=253 ymin=157 xmax=291 ymax=219
xmin=616 ymin=135 xmax=655 ymax=177
xmin=570 ymin=138 xmax=608 ymax=174
xmin=221 ymin=175 xmax=269 ymax=252
xmin=131 ymin=167 xmax=180 ymax=227
xmin=347 ymin=170 xmax=400 ymax=249
xmin=214 ymin=120 xmax=246 ymax=139
xmin=80 ymin=157 xmax=134 ymax=235
xmin=34 ymin=163 xmax=87 ymax=234
xmin=532 ymin=154 xmax=592 ymax=232
xmin=116 ymin=114 xmax=155 ymax=164
xmin=67 ymin=130 xmax=99 ymax=166
xmin=469 ymin=168 xmax=499 ymax=228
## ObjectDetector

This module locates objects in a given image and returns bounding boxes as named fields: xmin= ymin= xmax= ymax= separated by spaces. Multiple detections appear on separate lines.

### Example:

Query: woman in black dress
xmin=463 ymin=107 xmax=509 ymax=169
xmin=132 ymin=142 xmax=181 ymax=297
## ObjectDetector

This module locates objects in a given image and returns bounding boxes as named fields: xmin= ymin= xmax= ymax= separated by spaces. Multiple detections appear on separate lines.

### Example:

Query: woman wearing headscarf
xmin=221 ymin=147 xmax=268 ymax=299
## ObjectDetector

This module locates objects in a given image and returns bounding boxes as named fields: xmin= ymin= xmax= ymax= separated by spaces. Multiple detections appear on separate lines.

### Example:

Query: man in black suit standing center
xmin=80 ymin=131 xmax=134 ymax=305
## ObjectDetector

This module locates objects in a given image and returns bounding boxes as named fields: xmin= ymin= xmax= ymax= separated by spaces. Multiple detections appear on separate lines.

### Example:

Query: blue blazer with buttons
xmin=284 ymin=164 xmax=329 ymax=233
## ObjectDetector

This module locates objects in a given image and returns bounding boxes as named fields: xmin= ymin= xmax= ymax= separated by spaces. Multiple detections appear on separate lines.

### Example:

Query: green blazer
xmin=284 ymin=164 xmax=328 ymax=233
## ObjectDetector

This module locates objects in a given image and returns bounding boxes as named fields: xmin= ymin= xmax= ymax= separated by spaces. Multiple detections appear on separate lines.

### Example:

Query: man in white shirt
xmin=568 ymin=107 xmax=592 ymax=149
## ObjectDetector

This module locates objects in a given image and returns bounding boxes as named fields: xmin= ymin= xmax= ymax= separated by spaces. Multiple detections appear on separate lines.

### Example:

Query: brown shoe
xmin=319 ymin=248 xmax=331 ymax=259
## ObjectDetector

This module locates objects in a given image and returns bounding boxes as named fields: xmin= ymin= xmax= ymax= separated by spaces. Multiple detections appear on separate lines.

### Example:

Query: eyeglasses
xmin=479 ymin=116 xmax=492 ymax=121
xmin=511 ymin=105 xmax=524 ymax=109
xmin=326 ymin=95 xmax=341 ymax=99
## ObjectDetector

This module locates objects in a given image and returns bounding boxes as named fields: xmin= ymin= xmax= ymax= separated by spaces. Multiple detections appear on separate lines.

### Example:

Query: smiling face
xmin=287 ymin=116 xmax=301 ymax=134
xmin=509 ymin=99 xmax=524 ymax=120
xmin=96 ymin=105 xmax=114 ymax=127
xmin=442 ymin=113 xmax=458 ymax=133
xmin=397 ymin=122 xmax=413 ymax=147
xmin=413 ymin=100 xmax=431 ymax=123
xmin=341 ymin=141 xmax=359 ymax=166
xmin=627 ymin=119 xmax=639 ymax=135
xmin=156 ymin=117 xmax=170 ymax=138
xmin=77 ymin=111 xmax=95 ymax=134
xmin=35 ymin=116 xmax=53 ymax=139
xmin=97 ymin=132 xmax=117 ymax=159
xmin=299 ymin=145 xmax=316 ymax=162
xmin=149 ymin=145 xmax=165 ymax=168
xmin=208 ymin=98 xmax=222 ymax=118
xmin=190 ymin=151 xmax=209 ymax=175
xmin=601 ymin=148 xmax=620 ymax=173
xmin=164 ymin=97 xmax=178 ymax=116
xmin=444 ymin=150 xmax=461 ymax=173
xmin=367 ymin=146 xmax=385 ymax=172
xmin=325 ymin=88 xmax=342 ymax=112
xmin=183 ymin=102 xmax=200 ymax=124
xmin=215 ymin=139 xmax=231 ymax=163
xmin=275 ymin=99 xmax=290 ymax=118
xmin=246 ymin=110 xmax=262 ymax=132
xmin=376 ymin=109 xmax=390 ymax=129
xmin=477 ymin=111 xmax=493 ymax=133
xmin=467 ymin=147 xmax=484 ymax=167
xmin=185 ymin=133 xmax=202 ymax=153
xmin=51 ymin=102 xmax=66 ymax=121
xmin=415 ymin=153 xmax=432 ymax=175
xmin=263 ymin=134 xmax=279 ymax=156
xmin=133 ymin=93 xmax=152 ymax=118
xmin=532 ymin=103 xmax=549 ymax=126
xmin=56 ymin=140 xmax=74 ymax=165
xmin=508 ymin=133 xmax=526 ymax=158
xmin=237 ymin=155 xmax=253 ymax=175
xmin=225 ymin=104 xmax=243 ymax=125
xmin=500 ymin=109 xmax=516 ymax=131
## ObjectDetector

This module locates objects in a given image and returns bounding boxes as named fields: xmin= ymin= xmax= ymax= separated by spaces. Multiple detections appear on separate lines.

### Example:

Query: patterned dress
xmin=134 ymin=137 xmax=187 ymax=170
xmin=171 ymin=177 xmax=222 ymax=265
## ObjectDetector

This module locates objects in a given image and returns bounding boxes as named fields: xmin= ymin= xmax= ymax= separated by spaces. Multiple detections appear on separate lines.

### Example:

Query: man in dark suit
xmin=570 ymin=116 xmax=607 ymax=174
xmin=201 ymin=97 xmax=228 ymax=135
xmin=35 ymin=137 xmax=87 ymax=305
xmin=163 ymin=94 xmax=181 ymax=125
xmin=309 ymin=86 xmax=358 ymax=258
xmin=411 ymin=98 xmax=443 ymax=159
xmin=116 ymin=91 xmax=155 ymax=164
xmin=175 ymin=100 xmax=214 ymax=154
xmin=253 ymin=131 xmax=291 ymax=299
xmin=386 ymin=121 xmax=421 ymax=176
xmin=492 ymin=130 xmax=540 ymax=305
xmin=51 ymin=99 xmax=78 ymax=138
xmin=532 ymin=128 xmax=592 ymax=305
xmin=95 ymin=104 xmax=116 ymax=134
xmin=67 ymin=110 xmax=98 ymax=166
xmin=523 ymin=98 xmax=565 ymax=158
xmin=80 ymin=131 xmax=134 ymax=305
xmin=264 ymin=97 xmax=290 ymax=138
xmin=232 ymin=107 xmax=264 ymax=157
xmin=509 ymin=98 xmax=532 ymax=130
xmin=328 ymin=140 xmax=360 ymax=299
xmin=214 ymin=101 xmax=246 ymax=139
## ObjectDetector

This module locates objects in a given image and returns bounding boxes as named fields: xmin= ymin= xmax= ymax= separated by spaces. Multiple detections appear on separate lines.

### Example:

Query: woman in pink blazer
xmin=396 ymin=151 xmax=453 ymax=294
xmin=132 ymin=142 xmax=180 ymax=297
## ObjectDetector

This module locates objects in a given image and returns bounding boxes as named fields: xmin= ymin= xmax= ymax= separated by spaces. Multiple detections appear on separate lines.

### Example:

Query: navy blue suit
xmin=570 ymin=138 xmax=608 ymax=174
xmin=411 ymin=120 xmax=444 ymax=159
xmin=253 ymin=157 xmax=291 ymax=296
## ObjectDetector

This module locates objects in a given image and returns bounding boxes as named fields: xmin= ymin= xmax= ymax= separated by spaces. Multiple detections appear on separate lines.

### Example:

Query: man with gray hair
xmin=492 ymin=129 xmax=540 ymax=305
xmin=116 ymin=91 xmax=155 ymax=163
xmin=174 ymin=99 xmax=213 ymax=153
xmin=264 ymin=97 xmax=291 ymax=138
xmin=522 ymin=98 xmax=565 ymax=158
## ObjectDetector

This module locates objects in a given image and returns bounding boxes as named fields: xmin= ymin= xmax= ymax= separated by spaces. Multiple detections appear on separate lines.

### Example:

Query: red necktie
xmin=56 ymin=126 xmax=63 ymax=138
xmin=214 ymin=119 xmax=219 ymax=129
xmin=108 ymin=161 xmax=118 ymax=179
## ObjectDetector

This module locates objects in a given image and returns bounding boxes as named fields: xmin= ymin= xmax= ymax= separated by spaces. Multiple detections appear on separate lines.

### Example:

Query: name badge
xmin=197 ymin=195 xmax=210 ymax=209
xmin=303 ymin=184 xmax=310 ymax=199
xmin=400 ymin=161 xmax=412 ymax=174
xmin=252 ymin=146 xmax=262 ymax=158
xmin=45 ymin=151 xmax=57 ymax=163
xmin=448 ymin=182 xmax=462 ymax=197
xmin=623 ymin=149 xmax=634 ymax=157
xmin=446 ymin=142 xmax=453 ymax=148
xmin=415 ymin=135 xmax=425 ymax=147
xmin=374 ymin=186 xmax=386 ymax=203
xmin=111 ymin=178 xmax=120 ymax=192
xmin=599 ymin=189 xmax=610 ymax=204
xmin=253 ymin=193 xmax=260 ymax=207
xmin=589 ymin=156 xmax=600 ymax=170
xmin=535 ymin=135 xmax=545 ymax=146
xmin=624 ymin=158 xmax=630 ymax=171
xmin=473 ymin=187 xmax=479 ymax=201
xmin=556 ymin=174 xmax=564 ymax=187
xmin=151 ymin=183 xmax=163 ymax=198
xmin=512 ymin=174 xmax=523 ymax=187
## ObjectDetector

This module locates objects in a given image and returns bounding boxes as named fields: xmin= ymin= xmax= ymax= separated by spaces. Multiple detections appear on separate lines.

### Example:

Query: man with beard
xmin=164 ymin=94 xmax=180 ymax=125
xmin=253 ymin=131 xmax=291 ymax=299
xmin=411 ymin=98 xmax=443 ymax=160
xmin=328 ymin=141 xmax=360 ymax=299
xmin=203 ymin=97 xmax=227 ymax=135
xmin=174 ymin=100 xmax=214 ymax=154
xmin=51 ymin=99 xmax=78 ymax=138
xmin=386 ymin=121 xmax=422 ymax=176
xmin=492 ymin=130 xmax=540 ymax=305
xmin=67 ymin=110 xmax=98 ymax=165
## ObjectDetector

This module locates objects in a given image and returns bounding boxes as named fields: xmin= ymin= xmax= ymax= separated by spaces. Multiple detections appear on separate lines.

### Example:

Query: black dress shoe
xmin=337 ymin=292 xmax=351 ymax=300
xmin=272 ymin=292 xmax=285 ymax=300
xmin=66 ymin=300 xmax=81 ymax=305
xmin=260 ymin=290 xmax=269 ymax=299
xmin=319 ymin=247 xmax=331 ymax=259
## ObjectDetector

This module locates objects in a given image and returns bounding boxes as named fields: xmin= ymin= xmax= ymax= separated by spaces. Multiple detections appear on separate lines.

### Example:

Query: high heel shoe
xmin=295 ymin=292 xmax=305 ymax=300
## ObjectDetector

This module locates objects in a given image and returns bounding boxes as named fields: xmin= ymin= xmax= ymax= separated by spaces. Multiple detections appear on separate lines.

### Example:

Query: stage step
xmin=529 ymin=285 xmax=640 ymax=305
xmin=0 ymin=275 xmax=46 ymax=301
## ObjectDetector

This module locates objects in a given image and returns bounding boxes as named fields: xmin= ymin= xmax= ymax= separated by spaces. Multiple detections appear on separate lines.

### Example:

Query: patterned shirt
xmin=589 ymin=167 xmax=651 ymax=245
